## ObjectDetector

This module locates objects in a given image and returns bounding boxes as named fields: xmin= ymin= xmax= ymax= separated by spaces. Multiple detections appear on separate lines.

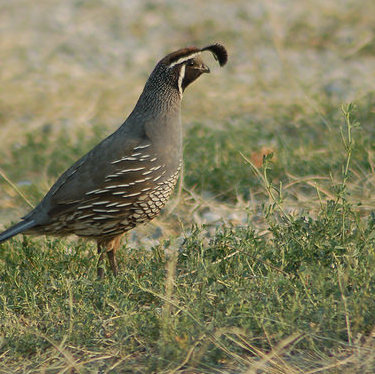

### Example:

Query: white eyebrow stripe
xmin=168 ymin=52 xmax=201 ymax=68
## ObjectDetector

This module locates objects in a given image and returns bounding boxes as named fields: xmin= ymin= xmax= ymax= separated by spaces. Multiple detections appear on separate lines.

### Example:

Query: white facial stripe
xmin=168 ymin=52 xmax=201 ymax=68
xmin=177 ymin=64 xmax=186 ymax=96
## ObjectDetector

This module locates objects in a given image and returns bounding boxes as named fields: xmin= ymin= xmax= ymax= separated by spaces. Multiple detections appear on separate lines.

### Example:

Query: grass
xmin=1 ymin=0 xmax=375 ymax=372
xmin=2 ymin=159 xmax=375 ymax=372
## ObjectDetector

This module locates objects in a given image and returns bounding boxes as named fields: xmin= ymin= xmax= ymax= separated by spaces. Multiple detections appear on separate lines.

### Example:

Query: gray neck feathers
xmin=131 ymin=66 xmax=182 ymax=120
xmin=122 ymin=65 xmax=183 ymax=162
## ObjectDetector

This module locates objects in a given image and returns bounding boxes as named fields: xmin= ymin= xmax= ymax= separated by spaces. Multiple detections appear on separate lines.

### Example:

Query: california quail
xmin=0 ymin=43 xmax=228 ymax=277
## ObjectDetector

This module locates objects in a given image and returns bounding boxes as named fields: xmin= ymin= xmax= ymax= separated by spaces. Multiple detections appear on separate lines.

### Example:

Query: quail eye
xmin=187 ymin=60 xmax=194 ymax=66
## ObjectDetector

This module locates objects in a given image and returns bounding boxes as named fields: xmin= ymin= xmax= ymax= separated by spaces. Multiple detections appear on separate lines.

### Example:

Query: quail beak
xmin=200 ymin=64 xmax=210 ymax=74
xmin=201 ymin=64 xmax=210 ymax=73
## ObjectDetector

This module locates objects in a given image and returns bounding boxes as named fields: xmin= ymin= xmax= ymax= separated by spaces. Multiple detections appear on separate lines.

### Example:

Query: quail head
xmin=0 ymin=43 xmax=228 ymax=277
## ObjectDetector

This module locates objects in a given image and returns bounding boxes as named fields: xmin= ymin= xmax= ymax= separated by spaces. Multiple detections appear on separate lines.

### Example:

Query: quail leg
xmin=97 ymin=245 xmax=106 ymax=279
xmin=97 ymin=235 xmax=122 ymax=277
xmin=107 ymin=250 xmax=118 ymax=276
xmin=107 ymin=235 xmax=122 ymax=276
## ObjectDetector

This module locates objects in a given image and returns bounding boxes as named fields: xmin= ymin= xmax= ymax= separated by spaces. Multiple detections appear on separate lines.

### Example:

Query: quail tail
xmin=0 ymin=219 xmax=36 ymax=243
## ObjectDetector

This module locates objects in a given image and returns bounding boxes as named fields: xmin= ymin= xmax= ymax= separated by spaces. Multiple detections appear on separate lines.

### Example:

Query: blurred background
xmin=1 ymin=0 xmax=375 ymax=234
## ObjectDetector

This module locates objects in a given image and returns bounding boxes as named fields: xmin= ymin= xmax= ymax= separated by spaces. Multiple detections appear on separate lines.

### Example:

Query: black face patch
xmin=181 ymin=65 xmax=203 ymax=91
xmin=180 ymin=57 xmax=209 ymax=92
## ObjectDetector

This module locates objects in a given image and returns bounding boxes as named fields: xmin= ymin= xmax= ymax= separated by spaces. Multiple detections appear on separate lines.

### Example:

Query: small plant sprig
xmin=338 ymin=103 xmax=361 ymax=199
xmin=241 ymin=151 xmax=289 ymax=221
xmin=335 ymin=103 xmax=361 ymax=244
xmin=0 ymin=167 xmax=35 ymax=209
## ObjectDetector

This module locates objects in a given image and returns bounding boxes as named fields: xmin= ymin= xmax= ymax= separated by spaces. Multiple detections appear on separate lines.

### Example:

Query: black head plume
xmin=200 ymin=43 xmax=228 ymax=67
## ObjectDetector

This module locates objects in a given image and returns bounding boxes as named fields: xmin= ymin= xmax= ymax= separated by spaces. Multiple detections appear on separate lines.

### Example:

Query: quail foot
xmin=0 ymin=43 xmax=228 ymax=277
